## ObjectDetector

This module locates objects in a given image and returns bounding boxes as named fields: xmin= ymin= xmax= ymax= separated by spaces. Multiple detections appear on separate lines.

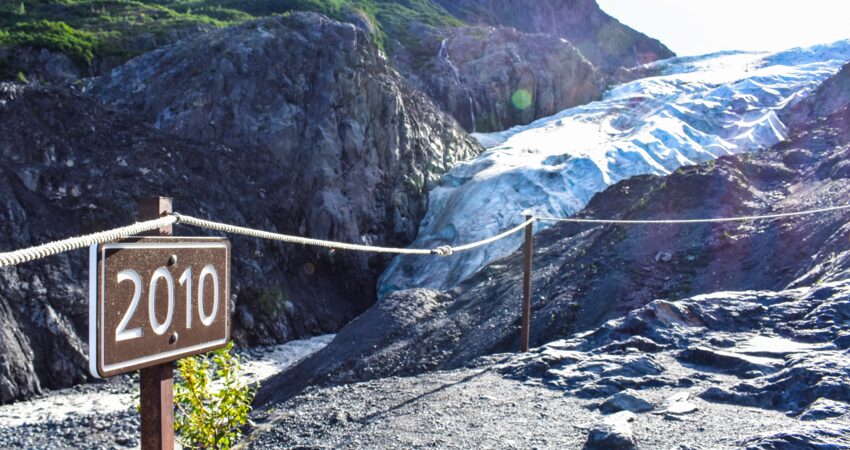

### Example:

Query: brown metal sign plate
xmin=89 ymin=237 xmax=230 ymax=378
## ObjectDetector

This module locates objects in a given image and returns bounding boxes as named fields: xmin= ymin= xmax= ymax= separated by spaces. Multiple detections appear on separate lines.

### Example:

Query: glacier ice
xmin=378 ymin=40 xmax=850 ymax=298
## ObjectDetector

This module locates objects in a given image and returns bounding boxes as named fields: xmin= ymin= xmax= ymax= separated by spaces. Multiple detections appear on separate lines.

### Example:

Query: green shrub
xmin=174 ymin=342 xmax=255 ymax=450
xmin=4 ymin=20 xmax=97 ymax=66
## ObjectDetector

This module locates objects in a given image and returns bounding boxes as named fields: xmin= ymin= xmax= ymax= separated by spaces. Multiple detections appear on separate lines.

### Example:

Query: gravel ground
xmin=0 ymin=376 xmax=139 ymax=450
xmin=242 ymin=354 xmax=803 ymax=450
xmin=0 ymin=335 xmax=333 ymax=450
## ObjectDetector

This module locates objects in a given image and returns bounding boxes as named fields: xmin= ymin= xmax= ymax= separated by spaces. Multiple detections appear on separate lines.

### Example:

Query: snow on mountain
xmin=379 ymin=40 xmax=850 ymax=297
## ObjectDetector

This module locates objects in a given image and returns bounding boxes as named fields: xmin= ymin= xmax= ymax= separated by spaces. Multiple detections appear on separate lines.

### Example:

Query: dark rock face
xmin=433 ymin=0 xmax=675 ymax=72
xmin=0 ymin=47 xmax=81 ymax=85
xmin=0 ymin=13 xmax=478 ymax=404
xmin=85 ymin=11 xmax=480 ymax=326
xmin=782 ymin=62 xmax=850 ymax=129
xmin=0 ymin=83 xmax=287 ymax=402
xmin=3 ymin=1 xmax=671 ymax=134
xmin=396 ymin=25 xmax=605 ymax=132
xmin=88 ymin=14 xmax=480 ymax=251
xmin=258 ymin=82 xmax=850 ymax=405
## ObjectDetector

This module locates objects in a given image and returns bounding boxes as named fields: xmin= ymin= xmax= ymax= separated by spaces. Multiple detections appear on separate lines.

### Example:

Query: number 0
xmin=198 ymin=265 xmax=219 ymax=326
xmin=148 ymin=267 xmax=175 ymax=335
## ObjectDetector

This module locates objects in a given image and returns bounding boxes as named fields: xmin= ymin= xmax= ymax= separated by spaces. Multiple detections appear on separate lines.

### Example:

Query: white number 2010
xmin=114 ymin=265 xmax=220 ymax=341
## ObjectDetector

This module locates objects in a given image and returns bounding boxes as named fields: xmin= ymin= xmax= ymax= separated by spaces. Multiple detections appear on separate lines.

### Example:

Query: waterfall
xmin=439 ymin=39 xmax=476 ymax=132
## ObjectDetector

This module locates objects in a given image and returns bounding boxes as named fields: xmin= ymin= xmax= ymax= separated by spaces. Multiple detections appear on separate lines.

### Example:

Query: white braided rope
xmin=452 ymin=218 xmax=536 ymax=252
xmin=5 ymin=202 xmax=846 ymax=269
xmin=175 ymin=214 xmax=434 ymax=255
xmin=0 ymin=216 xmax=177 ymax=268
xmin=175 ymin=214 xmax=534 ymax=256
xmin=535 ymin=204 xmax=850 ymax=225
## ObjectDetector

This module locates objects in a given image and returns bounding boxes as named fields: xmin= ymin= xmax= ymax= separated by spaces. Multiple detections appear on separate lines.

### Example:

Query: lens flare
xmin=511 ymin=89 xmax=533 ymax=110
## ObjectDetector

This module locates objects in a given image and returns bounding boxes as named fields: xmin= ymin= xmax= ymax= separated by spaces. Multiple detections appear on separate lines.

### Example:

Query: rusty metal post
xmin=138 ymin=197 xmax=175 ymax=450
xmin=520 ymin=214 xmax=533 ymax=352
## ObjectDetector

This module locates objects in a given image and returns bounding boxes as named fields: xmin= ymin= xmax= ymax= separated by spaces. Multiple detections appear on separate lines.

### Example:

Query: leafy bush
xmin=2 ymin=20 xmax=97 ymax=66
xmin=174 ymin=342 xmax=255 ymax=450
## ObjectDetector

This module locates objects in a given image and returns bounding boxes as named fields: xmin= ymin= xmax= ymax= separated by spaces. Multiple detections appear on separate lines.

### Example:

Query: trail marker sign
xmin=89 ymin=237 xmax=230 ymax=378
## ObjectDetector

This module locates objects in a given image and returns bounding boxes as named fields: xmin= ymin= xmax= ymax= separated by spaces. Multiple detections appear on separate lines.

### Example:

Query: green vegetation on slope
xmin=0 ymin=0 xmax=462 ymax=80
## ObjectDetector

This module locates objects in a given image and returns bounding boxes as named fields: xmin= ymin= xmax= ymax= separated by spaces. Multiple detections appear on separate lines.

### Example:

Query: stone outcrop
xmin=433 ymin=0 xmax=675 ymax=72
xmin=396 ymin=25 xmax=605 ymax=132
xmin=782 ymin=62 xmax=850 ymax=128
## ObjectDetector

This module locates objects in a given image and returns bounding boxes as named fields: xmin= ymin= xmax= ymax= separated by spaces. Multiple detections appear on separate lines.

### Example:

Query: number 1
xmin=179 ymin=267 xmax=193 ymax=329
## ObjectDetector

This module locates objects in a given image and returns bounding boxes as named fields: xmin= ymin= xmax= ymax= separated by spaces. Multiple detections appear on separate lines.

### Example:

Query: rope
xmin=535 ymin=204 xmax=850 ymax=225
xmin=2 ymin=201 xmax=848 ymax=269
xmin=452 ymin=218 xmax=536 ymax=252
xmin=174 ymin=214 xmax=535 ymax=256
xmin=0 ymin=216 xmax=177 ymax=268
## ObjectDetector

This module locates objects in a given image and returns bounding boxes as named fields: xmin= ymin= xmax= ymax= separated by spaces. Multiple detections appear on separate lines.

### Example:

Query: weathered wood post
xmin=138 ymin=196 xmax=175 ymax=450
xmin=520 ymin=214 xmax=533 ymax=352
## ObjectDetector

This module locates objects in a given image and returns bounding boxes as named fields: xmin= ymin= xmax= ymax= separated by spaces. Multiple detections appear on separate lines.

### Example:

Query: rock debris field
xmin=0 ymin=335 xmax=333 ymax=449
xmin=4 ymin=280 xmax=850 ymax=449
xmin=242 ymin=280 xmax=850 ymax=449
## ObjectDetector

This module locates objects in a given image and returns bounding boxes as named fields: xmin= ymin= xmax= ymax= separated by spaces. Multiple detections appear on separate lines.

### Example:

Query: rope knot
xmin=432 ymin=245 xmax=454 ymax=257
xmin=172 ymin=212 xmax=183 ymax=224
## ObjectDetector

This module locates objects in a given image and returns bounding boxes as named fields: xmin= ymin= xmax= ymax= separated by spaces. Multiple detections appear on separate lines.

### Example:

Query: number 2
xmin=115 ymin=270 xmax=143 ymax=341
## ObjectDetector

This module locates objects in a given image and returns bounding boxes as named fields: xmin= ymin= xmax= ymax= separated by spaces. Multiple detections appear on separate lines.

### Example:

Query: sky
xmin=597 ymin=0 xmax=850 ymax=56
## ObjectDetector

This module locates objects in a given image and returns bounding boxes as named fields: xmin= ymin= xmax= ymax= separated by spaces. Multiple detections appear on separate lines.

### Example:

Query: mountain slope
xmin=0 ymin=12 xmax=479 ymax=404
xmin=1 ymin=1 xmax=668 ymax=133
xmin=257 ymin=62 xmax=850 ymax=406
xmin=0 ymin=0 xmax=461 ymax=80
xmin=433 ymin=0 xmax=674 ymax=72
xmin=380 ymin=41 xmax=850 ymax=297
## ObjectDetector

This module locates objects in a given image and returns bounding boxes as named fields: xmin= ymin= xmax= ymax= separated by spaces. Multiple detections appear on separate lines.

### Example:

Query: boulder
xmin=584 ymin=411 xmax=637 ymax=450
xmin=599 ymin=389 xmax=654 ymax=413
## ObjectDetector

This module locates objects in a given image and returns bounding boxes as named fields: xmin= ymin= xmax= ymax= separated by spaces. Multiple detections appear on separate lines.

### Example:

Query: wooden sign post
xmin=88 ymin=197 xmax=231 ymax=449
xmin=139 ymin=197 xmax=175 ymax=450
xmin=520 ymin=214 xmax=533 ymax=352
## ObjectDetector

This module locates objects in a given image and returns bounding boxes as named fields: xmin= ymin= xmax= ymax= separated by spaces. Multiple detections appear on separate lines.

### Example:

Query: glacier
xmin=378 ymin=40 xmax=850 ymax=297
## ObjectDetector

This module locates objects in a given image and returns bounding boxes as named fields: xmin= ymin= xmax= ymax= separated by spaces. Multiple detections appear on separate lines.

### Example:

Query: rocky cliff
xmin=393 ymin=25 xmax=606 ymax=132
xmin=783 ymin=61 xmax=850 ymax=128
xmin=2 ymin=1 xmax=669 ymax=133
xmin=257 ymin=73 xmax=850 ymax=406
xmin=0 ymin=12 xmax=479 ymax=404
xmin=433 ymin=0 xmax=675 ymax=73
